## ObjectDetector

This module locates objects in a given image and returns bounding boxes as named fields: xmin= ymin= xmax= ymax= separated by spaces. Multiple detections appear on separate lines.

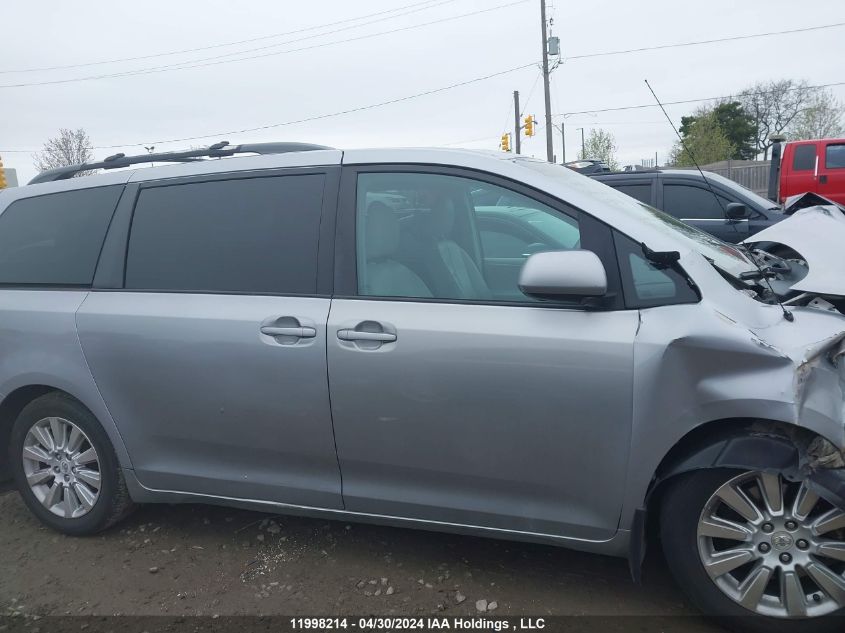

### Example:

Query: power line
xmin=557 ymin=81 xmax=845 ymax=116
xmin=3 ymin=74 xmax=843 ymax=155
xmin=4 ymin=13 xmax=842 ymax=89
xmin=0 ymin=1 xmax=529 ymax=88
xmin=0 ymin=0 xmax=456 ymax=74
xmin=519 ymin=70 xmax=543 ymax=117
xmin=566 ymin=21 xmax=845 ymax=61
xmin=0 ymin=62 xmax=539 ymax=152
xmin=499 ymin=97 xmax=514 ymax=138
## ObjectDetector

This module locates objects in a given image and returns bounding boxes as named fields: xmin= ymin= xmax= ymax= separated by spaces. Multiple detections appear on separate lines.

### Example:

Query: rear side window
xmin=792 ymin=144 xmax=817 ymax=171
xmin=611 ymin=183 xmax=652 ymax=204
xmin=0 ymin=186 xmax=122 ymax=286
xmin=125 ymin=175 xmax=325 ymax=294
xmin=663 ymin=185 xmax=730 ymax=220
xmin=825 ymin=144 xmax=845 ymax=169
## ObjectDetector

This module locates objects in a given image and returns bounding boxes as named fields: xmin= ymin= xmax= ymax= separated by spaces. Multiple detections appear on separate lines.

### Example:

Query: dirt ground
xmin=0 ymin=483 xmax=721 ymax=631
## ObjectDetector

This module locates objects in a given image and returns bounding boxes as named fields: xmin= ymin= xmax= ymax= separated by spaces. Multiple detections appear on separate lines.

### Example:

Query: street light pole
xmin=513 ymin=90 xmax=521 ymax=155
xmin=539 ymin=0 xmax=554 ymax=163
xmin=560 ymin=121 xmax=565 ymax=163
xmin=576 ymin=127 xmax=586 ymax=158
xmin=550 ymin=122 xmax=566 ymax=164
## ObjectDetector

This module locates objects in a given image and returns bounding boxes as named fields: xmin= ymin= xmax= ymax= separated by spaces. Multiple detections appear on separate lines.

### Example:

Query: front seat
xmin=426 ymin=198 xmax=491 ymax=300
xmin=362 ymin=202 xmax=432 ymax=298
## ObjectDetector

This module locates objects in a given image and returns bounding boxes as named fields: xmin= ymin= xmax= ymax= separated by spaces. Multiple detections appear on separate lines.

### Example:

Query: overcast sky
xmin=2 ymin=0 xmax=844 ymax=182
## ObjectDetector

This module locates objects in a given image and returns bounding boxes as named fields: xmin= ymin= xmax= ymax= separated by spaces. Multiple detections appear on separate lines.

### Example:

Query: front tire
xmin=660 ymin=469 xmax=845 ymax=633
xmin=9 ymin=392 xmax=134 ymax=535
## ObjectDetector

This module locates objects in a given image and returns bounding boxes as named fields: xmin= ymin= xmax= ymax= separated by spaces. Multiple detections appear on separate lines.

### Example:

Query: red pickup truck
xmin=771 ymin=137 xmax=845 ymax=204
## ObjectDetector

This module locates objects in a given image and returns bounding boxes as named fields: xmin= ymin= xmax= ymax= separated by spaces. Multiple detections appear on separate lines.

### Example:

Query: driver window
xmin=356 ymin=173 xmax=581 ymax=302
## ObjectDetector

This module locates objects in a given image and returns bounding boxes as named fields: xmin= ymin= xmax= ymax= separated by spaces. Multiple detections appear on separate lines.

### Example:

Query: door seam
xmin=325 ymin=298 xmax=346 ymax=510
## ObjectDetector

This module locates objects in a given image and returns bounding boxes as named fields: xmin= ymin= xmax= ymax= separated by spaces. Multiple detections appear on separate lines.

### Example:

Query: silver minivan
xmin=2 ymin=143 xmax=844 ymax=631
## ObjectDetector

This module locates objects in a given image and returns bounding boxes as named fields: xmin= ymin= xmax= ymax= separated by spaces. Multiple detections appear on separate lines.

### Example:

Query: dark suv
xmin=592 ymin=169 xmax=784 ymax=242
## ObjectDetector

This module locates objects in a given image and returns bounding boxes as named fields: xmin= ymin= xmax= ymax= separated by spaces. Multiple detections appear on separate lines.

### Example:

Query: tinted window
xmin=613 ymin=183 xmax=652 ymax=204
xmin=480 ymin=229 xmax=530 ymax=258
xmin=0 ymin=186 xmax=122 ymax=285
xmin=356 ymin=173 xmax=580 ymax=302
xmin=663 ymin=185 xmax=730 ymax=220
xmin=825 ymin=144 xmax=845 ymax=169
xmin=126 ymin=175 xmax=324 ymax=294
xmin=792 ymin=144 xmax=817 ymax=171
xmin=614 ymin=232 xmax=698 ymax=307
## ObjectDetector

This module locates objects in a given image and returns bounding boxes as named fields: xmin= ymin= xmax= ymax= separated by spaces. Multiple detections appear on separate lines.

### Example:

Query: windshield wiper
xmin=739 ymin=268 xmax=778 ymax=281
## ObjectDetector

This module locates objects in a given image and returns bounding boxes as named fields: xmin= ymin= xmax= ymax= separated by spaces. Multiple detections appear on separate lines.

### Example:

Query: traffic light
xmin=0 ymin=158 xmax=7 ymax=190
xmin=500 ymin=133 xmax=511 ymax=152
xmin=524 ymin=115 xmax=535 ymax=138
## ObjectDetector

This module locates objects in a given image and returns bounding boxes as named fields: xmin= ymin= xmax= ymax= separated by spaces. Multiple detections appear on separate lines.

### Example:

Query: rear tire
xmin=9 ymin=392 xmax=134 ymax=535
xmin=660 ymin=468 xmax=845 ymax=633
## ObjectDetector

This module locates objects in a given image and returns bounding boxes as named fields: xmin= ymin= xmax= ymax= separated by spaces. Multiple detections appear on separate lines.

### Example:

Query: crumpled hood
xmin=744 ymin=203 xmax=845 ymax=296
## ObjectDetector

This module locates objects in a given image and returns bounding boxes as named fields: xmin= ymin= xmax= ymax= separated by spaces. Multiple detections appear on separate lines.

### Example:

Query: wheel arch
xmin=0 ymin=382 xmax=132 ymax=483
xmin=628 ymin=417 xmax=845 ymax=582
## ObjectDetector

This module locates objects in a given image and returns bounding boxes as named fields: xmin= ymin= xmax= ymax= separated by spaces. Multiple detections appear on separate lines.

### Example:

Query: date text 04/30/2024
xmin=290 ymin=617 xmax=547 ymax=630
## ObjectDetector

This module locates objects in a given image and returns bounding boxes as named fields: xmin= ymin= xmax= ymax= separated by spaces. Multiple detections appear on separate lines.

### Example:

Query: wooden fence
xmin=698 ymin=160 xmax=771 ymax=197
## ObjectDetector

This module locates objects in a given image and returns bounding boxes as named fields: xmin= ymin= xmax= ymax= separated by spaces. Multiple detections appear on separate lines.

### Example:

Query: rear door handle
xmin=261 ymin=326 xmax=317 ymax=338
xmin=337 ymin=330 xmax=396 ymax=343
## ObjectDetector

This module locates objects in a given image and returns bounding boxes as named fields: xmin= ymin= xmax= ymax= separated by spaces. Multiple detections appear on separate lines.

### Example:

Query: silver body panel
xmin=327 ymin=299 xmax=638 ymax=541
xmin=75 ymin=293 xmax=342 ymax=508
xmin=0 ymin=290 xmax=132 ymax=467
xmin=0 ymin=147 xmax=843 ymax=559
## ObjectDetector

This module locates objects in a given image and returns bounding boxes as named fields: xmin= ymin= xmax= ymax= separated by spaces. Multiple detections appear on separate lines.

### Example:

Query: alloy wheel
xmin=697 ymin=470 xmax=845 ymax=618
xmin=21 ymin=417 xmax=102 ymax=519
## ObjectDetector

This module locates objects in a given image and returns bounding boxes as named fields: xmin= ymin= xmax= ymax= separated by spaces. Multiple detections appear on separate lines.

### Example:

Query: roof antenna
xmin=643 ymin=79 xmax=794 ymax=323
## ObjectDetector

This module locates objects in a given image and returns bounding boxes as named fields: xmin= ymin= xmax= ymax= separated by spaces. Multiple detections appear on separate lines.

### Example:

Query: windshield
xmin=519 ymin=160 xmax=758 ymax=276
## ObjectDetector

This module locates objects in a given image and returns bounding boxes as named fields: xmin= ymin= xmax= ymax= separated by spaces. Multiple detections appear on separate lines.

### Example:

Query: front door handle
xmin=337 ymin=329 xmax=396 ymax=343
xmin=261 ymin=326 xmax=316 ymax=338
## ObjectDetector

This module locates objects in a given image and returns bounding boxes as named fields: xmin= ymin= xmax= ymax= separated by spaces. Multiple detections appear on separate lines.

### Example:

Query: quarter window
xmin=614 ymin=232 xmax=698 ymax=307
xmin=125 ymin=175 xmax=324 ymax=294
xmin=825 ymin=144 xmax=845 ymax=169
xmin=792 ymin=144 xmax=817 ymax=171
xmin=0 ymin=186 xmax=122 ymax=286
xmin=663 ymin=185 xmax=731 ymax=220
xmin=356 ymin=173 xmax=580 ymax=302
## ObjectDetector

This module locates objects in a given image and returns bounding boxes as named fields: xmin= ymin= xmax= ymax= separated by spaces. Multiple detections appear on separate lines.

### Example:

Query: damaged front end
xmin=648 ymin=326 xmax=845 ymax=505
xmin=628 ymin=249 xmax=845 ymax=581
xmin=742 ymin=196 xmax=845 ymax=314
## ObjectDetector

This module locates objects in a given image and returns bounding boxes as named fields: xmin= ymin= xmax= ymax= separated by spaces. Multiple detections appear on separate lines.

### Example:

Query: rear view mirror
xmin=518 ymin=250 xmax=608 ymax=300
xmin=725 ymin=202 xmax=750 ymax=220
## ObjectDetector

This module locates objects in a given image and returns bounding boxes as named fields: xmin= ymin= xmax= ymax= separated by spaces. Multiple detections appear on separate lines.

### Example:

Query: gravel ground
xmin=0 ymin=485 xmax=721 ymax=631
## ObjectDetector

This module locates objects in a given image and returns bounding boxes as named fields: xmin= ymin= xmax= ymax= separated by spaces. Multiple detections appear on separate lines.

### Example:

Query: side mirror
xmin=725 ymin=202 xmax=750 ymax=220
xmin=519 ymin=250 xmax=608 ymax=300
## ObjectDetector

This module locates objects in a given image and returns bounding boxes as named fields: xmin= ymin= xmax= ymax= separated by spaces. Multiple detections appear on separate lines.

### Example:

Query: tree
xmin=577 ymin=128 xmax=619 ymax=170
xmin=738 ymin=80 xmax=814 ymax=159
xmin=680 ymin=102 xmax=756 ymax=160
xmin=669 ymin=111 xmax=734 ymax=166
xmin=33 ymin=128 xmax=95 ymax=175
xmin=788 ymin=89 xmax=845 ymax=140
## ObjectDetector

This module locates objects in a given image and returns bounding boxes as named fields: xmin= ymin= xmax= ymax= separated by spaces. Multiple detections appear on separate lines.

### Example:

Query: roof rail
xmin=28 ymin=141 xmax=334 ymax=185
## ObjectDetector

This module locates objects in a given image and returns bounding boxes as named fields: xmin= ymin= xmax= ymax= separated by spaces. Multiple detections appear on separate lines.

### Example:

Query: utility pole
xmin=513 ymin=91 xmax=521 ymax=154
xmin=539 ymin=0 xmax=554 ymax=162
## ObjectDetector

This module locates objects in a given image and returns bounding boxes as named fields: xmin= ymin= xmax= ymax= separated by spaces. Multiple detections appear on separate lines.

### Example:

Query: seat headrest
xmin=365 ymin=201 xmax=400 ymax=260
xmin=431 ymin=197 xmax=456 ymax=237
